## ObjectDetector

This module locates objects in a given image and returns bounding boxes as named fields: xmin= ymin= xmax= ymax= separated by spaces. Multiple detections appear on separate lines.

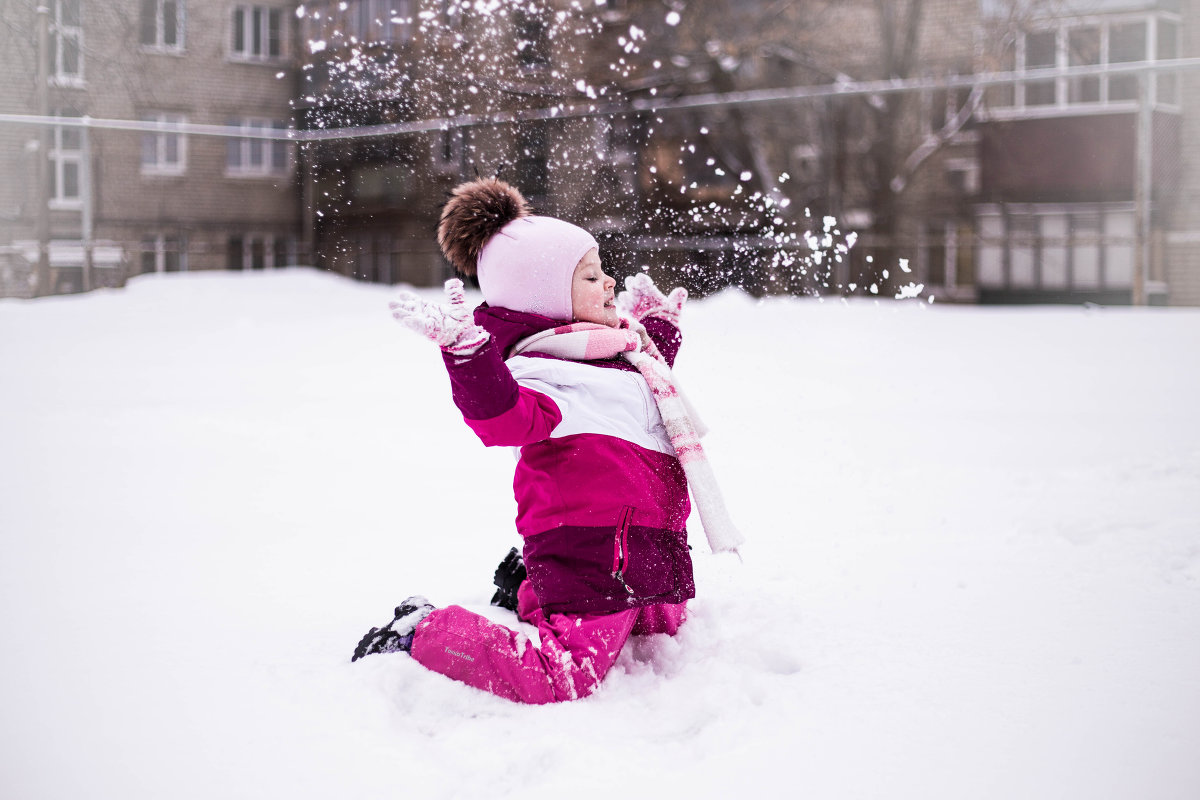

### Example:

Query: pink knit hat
xmin=436 ymin=178 xmax=597 ymax=321
xmin=477 ymin=216 xmax=598 ymax=320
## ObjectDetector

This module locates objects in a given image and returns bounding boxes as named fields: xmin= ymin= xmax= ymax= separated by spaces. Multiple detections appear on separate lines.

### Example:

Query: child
xmin=352 ymin=178 xmax=742 ymax=704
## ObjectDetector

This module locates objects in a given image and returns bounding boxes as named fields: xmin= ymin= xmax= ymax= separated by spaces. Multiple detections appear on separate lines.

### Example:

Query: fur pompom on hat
xmin=437 ymin=178 xmax=598 ymax=321
xmin=437 ymin=178 xmax=530 ymax=276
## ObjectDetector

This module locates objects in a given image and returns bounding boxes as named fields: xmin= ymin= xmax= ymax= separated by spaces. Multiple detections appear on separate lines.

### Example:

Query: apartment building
xmin=3 ymin=0 xmax=1195 ymax=305
xmin=0 ymin=0 xmax=301 ymax=298
xmin=972 ymin=0 xmax=1195 ymax=305
xmin=572 ymin=0 xmax=1200 ymax=306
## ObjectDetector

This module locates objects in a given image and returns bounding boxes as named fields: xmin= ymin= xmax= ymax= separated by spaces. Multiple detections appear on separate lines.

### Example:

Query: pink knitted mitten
xmin=389 ymin=278 xmax=490 ymax=357
xmin=616 ymin=273 xmax=688 ymax=326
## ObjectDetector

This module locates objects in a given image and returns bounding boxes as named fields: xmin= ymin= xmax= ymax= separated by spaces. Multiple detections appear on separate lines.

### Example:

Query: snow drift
xmin=1 ymin=268 xmax=1198 ymax=799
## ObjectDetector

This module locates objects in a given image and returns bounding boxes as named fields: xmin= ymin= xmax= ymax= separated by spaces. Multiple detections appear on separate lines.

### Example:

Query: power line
xmin=2 ymin=58 xmax=1198 ymax=141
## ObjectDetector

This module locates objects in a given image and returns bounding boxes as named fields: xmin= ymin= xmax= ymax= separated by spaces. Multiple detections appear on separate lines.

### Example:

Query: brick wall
xmin=0 ymin=0 xmax=301 ymax=296
xmin=0 ymin=1 xmax=44 ymax=279
xmin=1164 ymin=0 xmax=1200 ymax=305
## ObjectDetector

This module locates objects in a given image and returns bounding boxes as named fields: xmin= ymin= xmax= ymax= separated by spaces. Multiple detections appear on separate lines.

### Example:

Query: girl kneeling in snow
xmin=351 ymin=178 xmax=741 ymax=704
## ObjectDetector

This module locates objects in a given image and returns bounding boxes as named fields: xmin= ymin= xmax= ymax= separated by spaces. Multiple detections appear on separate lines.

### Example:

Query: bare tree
xmin=574 ymin=0 xmax=1072 ymax=296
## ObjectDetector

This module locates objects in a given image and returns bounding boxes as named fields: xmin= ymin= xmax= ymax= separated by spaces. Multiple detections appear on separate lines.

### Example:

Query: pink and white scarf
xmin=510 ymin=321 xmax=744 ymax=556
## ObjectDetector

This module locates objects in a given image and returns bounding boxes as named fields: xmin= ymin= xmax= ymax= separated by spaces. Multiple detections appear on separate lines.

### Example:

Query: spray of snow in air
xmin=291 ymin=0 xmax=924 ymax=301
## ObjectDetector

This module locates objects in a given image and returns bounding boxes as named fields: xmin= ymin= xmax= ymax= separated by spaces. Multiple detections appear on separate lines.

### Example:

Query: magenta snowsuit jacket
xmin=441 ymin=305 xmax=696 ymax=615
xmin=405 ymin=305 xmax=693 ymax=704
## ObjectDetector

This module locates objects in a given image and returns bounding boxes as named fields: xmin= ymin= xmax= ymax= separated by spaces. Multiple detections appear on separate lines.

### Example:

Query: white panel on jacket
xmin=506 ymin=355 xmax=675 ymax=456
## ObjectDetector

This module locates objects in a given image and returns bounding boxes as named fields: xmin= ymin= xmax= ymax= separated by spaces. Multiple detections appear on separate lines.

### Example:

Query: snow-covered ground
xmin=1 ymin=268 xmax=1198 ymax=800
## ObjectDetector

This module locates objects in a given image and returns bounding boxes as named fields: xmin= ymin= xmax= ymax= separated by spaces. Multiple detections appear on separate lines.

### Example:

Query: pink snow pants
xmin=410 ymin=581 xmax=686 ymax=704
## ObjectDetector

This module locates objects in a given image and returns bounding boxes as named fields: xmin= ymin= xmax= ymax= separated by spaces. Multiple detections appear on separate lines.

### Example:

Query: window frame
xmin=140 ymin=112 xmax=188 ymax=176
xmin=437 ymin=0 xmax=463 ymax=31
xmin=225 ymin=118 xmax=291 ymax=177
xmin=352 ymin=0 xmax=413 ymax=45
xmin=139 ymin=233 xmax=188 ymax=274
xmin=513 ymin=5 xmax=551 ymax=67
xmin=975 ymin=203 xmax=1138 ymax=292
xmin=227 ymin=233 xmax=293 ymax=270
xmin=515 ymin=122 xmax=550 ymax=197
xmin=230 ymin=4 xmax=286 ymax=63
xmin=49 ymin=0 xmax=84 ymax=87
xmin=48 ymin=115 xmax=83 ymax=209
xmin=140 ymin=0 xmax=186 ymax=52
xmin=432 ymin=126 xmax=463 ymax=174
xmin=987 ymin=11 xmax=1182 ymax=119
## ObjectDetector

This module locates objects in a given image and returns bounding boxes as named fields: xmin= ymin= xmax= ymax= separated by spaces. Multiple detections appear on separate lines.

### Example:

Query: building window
xmin=301 ymin=0 xmax=414 ymax=53
xmin=140 ymin=0 xmax=185 ymax=50
xmin=1108 ymin=21 xmax=1147 ymax=102
xmin=433 ymin=127 xmax=462 ymax=173
xmin=944 ymin=157 xmax=980 ymax=196
xmin=231 ymin=5 xmax=285 ymax=61
xmin=515 ymin=123 xmax=549 ymax=197
xmin=141 ymin=113 xmax=187 ymax=175
xmin=994 ymin=14 xmax=1182 ymax=116
xmin=437 ymin=0 xmax=462 ymax=30
xmin=590 ymin=116 xmax=639 ymax=198
xmin=48 ymin=115 xmax=82 ymax=208
xmin=976 ymin=204 xmax=1137 ymax=294
xmin=350 ymin=0 xmax=413 ymax=45
xmin=226 ymin=118 xmax=290 ymax=176
xmin=50 ymin=0 xmax=83 ymax=85
xmin=1020 ymin=29 xmax=1057 ymax=107
xmin=1067 ymin=26 xmax=1101 ymax=104
xmin=353 ymin=233 xmax=396 ymax=283
xmin=918 ymin=222 xmax=948 ymax=287
xmin=918 ymin=221 xmax=974 ymax=292
xmin=1157 ymin=19 xmax=1181 ymax=105
xmin=227 ymin=234 xmax=293 ymax=269
xmin=139 ymin=234 xmax=187 ymax=273
xmin=513 ymin=6 xmax=550 ymax=66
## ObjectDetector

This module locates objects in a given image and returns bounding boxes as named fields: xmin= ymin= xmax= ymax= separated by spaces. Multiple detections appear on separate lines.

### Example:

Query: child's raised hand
xmin=616 ymin=273 xmax=688 ymax=325
xmin=442 ymin=277 xmax=473 ymax=323
xmin=389 ymin=279 xmax=490 ymax=357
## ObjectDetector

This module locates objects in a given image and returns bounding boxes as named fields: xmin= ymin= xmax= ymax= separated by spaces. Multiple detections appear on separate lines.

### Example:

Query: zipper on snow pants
xmin=611 ymin=505 xmax=636 ymax=596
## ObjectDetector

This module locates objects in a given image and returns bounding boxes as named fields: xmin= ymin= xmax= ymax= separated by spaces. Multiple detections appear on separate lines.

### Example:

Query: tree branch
xmin=889 ymin=83 xmax=982 ymax=195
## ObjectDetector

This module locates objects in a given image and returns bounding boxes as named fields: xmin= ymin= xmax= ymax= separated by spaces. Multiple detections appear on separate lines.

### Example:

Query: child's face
xmin=570 ymin=249 xmax=618 ymax=328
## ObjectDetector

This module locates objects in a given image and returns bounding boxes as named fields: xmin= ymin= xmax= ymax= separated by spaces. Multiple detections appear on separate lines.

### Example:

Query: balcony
xmin=978 ymin=110 xmax=1180 ymax=203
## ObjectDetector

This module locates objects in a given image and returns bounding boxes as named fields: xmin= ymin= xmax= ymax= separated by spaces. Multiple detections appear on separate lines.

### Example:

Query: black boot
xmin=489 ymin=547 xmax=526 ymax=613
xmin=351 ymin=596 xmax=435 ymax=662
